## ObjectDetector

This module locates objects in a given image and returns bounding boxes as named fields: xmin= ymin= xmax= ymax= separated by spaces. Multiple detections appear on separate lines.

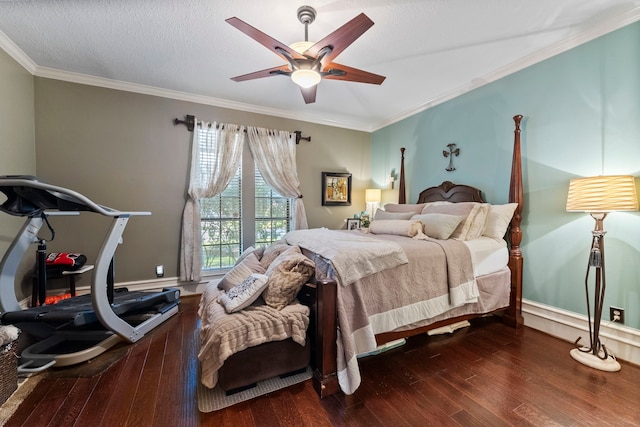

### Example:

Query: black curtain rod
xmin=173 ymin=114 xmax=311 ymax=145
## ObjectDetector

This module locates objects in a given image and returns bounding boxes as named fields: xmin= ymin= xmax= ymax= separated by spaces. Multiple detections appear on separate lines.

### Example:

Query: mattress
xmin=307 ymin=234 xmax=509 ymax=283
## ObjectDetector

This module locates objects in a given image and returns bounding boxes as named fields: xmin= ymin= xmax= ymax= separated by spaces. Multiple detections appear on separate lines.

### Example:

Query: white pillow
xmin=261 ymin=242 xmax=300 ymax=269
xmin=218 ymin=252 xmax=266 ymax=291
xmin=234 ymin=245 xmax=265 ymax=266
xmin=483 ymin=203 xmax=518 ymax=240
xmin=410 ymin=213 xmax=465 ymax=240
xmin=369 ymin=219 xmax=423 ymax=237
xmin=383 ymin=203 xmax=427 ymax=214
xmin=421 ymin=202 xmax=477 ymax=240
xmin=373 ymin=209 xmax=414 ymax=221
xmin=218 ymin=273 xmax=269 ymax=313
xmin=465 ymin=203 xmax=490 ymax=240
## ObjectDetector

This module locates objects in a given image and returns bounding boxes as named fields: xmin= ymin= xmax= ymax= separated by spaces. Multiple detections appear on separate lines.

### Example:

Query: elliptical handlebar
xmin=0 ymin=176 xmax=150 ymax=218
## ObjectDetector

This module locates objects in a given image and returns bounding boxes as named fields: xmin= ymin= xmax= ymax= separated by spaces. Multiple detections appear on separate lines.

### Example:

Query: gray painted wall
xmin=33 ymin=78 xmax=371 ymax=289
xmin=0 ymin=49 xmax=36 ymax=298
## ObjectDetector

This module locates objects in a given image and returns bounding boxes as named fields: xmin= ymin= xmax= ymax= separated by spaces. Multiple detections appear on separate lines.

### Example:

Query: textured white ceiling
xmin=0 ymin=0 xmax=639 ymax=131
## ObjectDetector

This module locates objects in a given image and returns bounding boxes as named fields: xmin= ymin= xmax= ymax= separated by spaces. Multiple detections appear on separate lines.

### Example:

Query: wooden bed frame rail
xmin=310 ymin=115 xmax=525 ymax=398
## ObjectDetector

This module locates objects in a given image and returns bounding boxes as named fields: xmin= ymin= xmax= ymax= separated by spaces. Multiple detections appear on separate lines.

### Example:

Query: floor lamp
xmin=566 ymin=175 xmax=639 ymax=372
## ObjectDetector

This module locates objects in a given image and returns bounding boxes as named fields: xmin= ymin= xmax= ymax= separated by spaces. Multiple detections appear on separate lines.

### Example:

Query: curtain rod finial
xmin=173 ymin=114 xmax=195 ymax=131
xmin=294 ymin=130 xmax=311 ymax=144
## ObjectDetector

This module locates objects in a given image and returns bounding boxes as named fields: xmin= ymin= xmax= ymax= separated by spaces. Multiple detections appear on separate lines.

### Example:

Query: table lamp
xmin=365 ymin=188 xmax=381 ymax=219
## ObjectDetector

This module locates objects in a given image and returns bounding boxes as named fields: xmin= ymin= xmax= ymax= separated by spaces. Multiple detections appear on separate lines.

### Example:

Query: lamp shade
xmin=365 ymin=188 xmax=381 ymax=203
xmin=291 ymin=69 xmax=321 ymax=88
xmin=566 ymin=175 xmax=639 ymax=212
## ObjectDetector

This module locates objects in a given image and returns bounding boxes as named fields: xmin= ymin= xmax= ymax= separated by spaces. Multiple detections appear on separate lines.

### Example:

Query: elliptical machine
xmin=0 ymin=176 xmax=180 ymax=373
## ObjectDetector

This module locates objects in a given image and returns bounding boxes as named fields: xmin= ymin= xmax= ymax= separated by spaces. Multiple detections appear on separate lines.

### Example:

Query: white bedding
xmin=284 ymin=228 xmax=408 ymax=286
xmin=463 ymin=236 xmax=508 ymax=277
xmin=299 ymin=231 xmax=511 ymax=394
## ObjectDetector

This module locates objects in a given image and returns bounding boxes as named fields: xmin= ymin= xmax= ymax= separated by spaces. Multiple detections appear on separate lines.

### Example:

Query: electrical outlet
xmin=155 ymin=265 xmax=164 ymax=278
xmin=610 ymin=306 xmax=625 ymax=324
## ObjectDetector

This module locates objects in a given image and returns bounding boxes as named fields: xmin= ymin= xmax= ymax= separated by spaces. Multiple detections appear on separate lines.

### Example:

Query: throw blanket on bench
xmin=198 ymin=285 xmax=309 ymax=389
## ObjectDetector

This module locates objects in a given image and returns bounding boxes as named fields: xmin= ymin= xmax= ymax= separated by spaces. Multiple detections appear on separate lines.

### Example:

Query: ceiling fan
xmin=226 ymin=5 xmax=386 ymax=104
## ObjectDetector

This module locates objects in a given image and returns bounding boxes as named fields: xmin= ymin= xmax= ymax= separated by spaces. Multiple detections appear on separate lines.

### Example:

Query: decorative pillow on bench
xmin=260 ymin=242 xmax=301 ymax=269
xmin=218 ymin=273 xmax=269 ymax=313
xmin=263 ymin=247 xmax=315 ymax=310
xmin=218 ymin=252 xmax=266 ymax=292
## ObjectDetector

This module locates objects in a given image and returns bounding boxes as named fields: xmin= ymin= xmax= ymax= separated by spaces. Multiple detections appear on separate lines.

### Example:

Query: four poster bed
xmin=198 ymin=114 xmax=525 ymax=398
xmin=302 ymin=114 xmax=524 ymax=397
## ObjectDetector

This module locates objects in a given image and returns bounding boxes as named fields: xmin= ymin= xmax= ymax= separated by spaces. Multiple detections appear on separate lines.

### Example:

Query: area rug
xmin=196 ymin=365 xmax=312 ymax=412
xmin=0 ymin=376 xmax=42 ymax=426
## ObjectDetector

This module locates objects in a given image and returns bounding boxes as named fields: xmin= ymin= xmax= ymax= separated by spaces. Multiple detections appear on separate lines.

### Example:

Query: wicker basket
xmin=0 ymin=343 xmax=18 ymax=405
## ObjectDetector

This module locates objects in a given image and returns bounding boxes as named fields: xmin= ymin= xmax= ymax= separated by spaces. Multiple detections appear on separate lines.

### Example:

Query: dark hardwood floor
xmin=3 ymin=295 xmax=640 ymax=426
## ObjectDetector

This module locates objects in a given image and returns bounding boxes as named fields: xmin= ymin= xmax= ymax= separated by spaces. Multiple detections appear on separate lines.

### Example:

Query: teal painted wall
xmin=372 ymin=22 xmax=640 ymax=329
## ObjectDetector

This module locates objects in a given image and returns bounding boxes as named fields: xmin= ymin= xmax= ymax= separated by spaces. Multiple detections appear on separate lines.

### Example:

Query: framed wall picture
xmin=322 ymin=172 xmax=352 ymax=206
xmin=346 ymin=218 xmax=361 ymax=230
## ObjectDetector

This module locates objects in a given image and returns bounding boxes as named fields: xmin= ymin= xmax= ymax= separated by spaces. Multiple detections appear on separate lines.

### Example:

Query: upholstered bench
xmin=218 ymin=337 xmax=310 ymax=393
xmin=198 ymin=285 xmax=311 ymax=393
xmin=198 ymin=243 xmax=317 ymax=393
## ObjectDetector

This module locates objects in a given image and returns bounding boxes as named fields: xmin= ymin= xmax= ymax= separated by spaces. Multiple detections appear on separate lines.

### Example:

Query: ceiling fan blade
xmin=322 ymin=62 xmax=386 ymax=85
xmin=304 ymin=13 xmax=374 ymax=65
xmin=226 ymin=17 xmax=306 ymax=62
xmin=231 ymin=65 xmax=292 ymax=82
xmin=300 ymin=86 xmax=317 ymax=104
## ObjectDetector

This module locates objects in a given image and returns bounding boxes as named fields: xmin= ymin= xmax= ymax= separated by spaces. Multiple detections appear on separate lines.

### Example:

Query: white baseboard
xmin=523 ymin=299 xmax=640 ymax=367
xmin=69 ymin=275 xmax=219 ymax=298
xmin=28 ymin=282 xmax=640 ymax=367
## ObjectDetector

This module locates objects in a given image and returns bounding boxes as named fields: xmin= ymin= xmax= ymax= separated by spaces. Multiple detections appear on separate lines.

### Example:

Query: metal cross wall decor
xmin=443 ymin=143 xmax=460 ymax=171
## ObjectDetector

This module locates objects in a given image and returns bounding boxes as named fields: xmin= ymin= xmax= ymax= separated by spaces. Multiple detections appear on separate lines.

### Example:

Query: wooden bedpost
xmin=311 ymin=280 xmax=339 ymax=397
xmin=504 ymin=114 xmax=525 ymax=328
xmin=399 ymin=148 xmax=406 ymax=204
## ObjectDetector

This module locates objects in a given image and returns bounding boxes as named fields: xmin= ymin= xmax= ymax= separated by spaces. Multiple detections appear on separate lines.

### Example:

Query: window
xmin=200 ymin=168 xmax=242 ymax=270
xmin=199 ymin=142 xmax=292 ymax=271
xmin=254 ymin=166 xmax=291 ymax=247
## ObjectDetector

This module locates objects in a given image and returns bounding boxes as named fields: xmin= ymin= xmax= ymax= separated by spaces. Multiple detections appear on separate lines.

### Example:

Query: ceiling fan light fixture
xmin=289 ymin=41 xmax=315 ymax=55
xmin=227 ymin=8 xmax=385 ymax=103
xmin=291 ymin=69 xmax=321 ymax=88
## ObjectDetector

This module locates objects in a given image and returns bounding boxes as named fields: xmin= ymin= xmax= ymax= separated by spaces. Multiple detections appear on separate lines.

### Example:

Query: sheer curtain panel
xmin=247 ymin=127 xmax=308 ymax=230
xmin=180 ymin=121 xmax=245 ymax=282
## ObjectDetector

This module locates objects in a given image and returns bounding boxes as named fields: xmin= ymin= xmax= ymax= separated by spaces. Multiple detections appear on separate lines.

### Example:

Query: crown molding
xmin=33 ymin=67 xmax=371 ymax=132
xmin=0 ymin=29 xmax=36 ymax=74
xmin=370 ymin=6 xmax=640 ymax=131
